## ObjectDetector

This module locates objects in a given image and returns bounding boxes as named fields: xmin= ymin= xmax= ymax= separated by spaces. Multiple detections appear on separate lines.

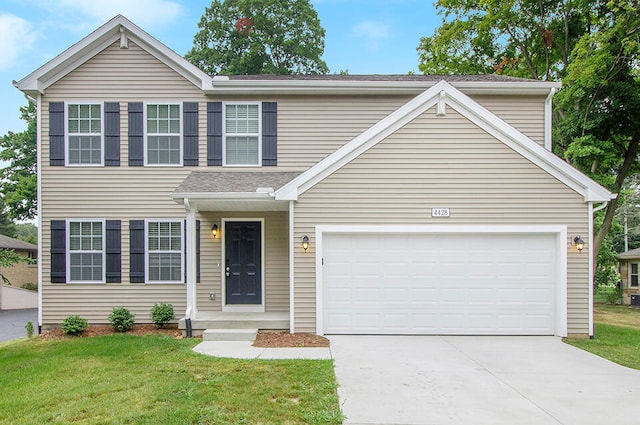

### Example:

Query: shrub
xmin=21 ymin=282 xmax=38 ymax=291
xmin=25 ymin=321 xmax=34 ymax=338
xmin=61 ymin=315 xmax=88 ymax=336
xmin=109 ymin=307 xmax=134 ymax=332
xmin=150 ymin=303 xmax=174 ymax=328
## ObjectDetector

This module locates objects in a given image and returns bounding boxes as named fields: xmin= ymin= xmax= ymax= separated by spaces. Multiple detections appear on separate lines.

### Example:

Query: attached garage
xmin=318 ymin=226 xmax=567 ymax=336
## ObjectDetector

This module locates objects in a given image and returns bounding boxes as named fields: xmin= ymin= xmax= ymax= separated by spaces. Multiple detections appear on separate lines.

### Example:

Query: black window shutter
xmin=106 ymin=220 xmax=121 ymax=283
xmin=49 ymin=102 xmax=65 ymax=166
xmin=129 ymin=220 xmax=145 ymax=283
xmin=183 ymin=102 xmax=199 ymax=166
xmin=104 ymin=103 xmax=120 ymax=166
xmin=262 ymin=102 xmax=277 ymax=166
xmin=128 ymin=103 xmax=144 ymax=166
xmin=207 ymin=102 xmax=222 ymax=166
xmin=50 ymin=220 xmax=66 ymax=283
xmin=196 ymin=220 xmax=201 ymax=283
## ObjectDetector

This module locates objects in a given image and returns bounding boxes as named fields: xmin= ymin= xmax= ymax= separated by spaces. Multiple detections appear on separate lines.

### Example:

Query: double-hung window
xmin=146 ymin=103 xmax=181 ymax=165
xmin=67 ymin=103 xmax=103 ymax=165
xmin=146 ymin=220 xmax=183 ymax=283
xmin=224 ymin=103 xmax=260 ymax=166
xmin=68 ymin=220 xmax=104 ymax=283
xmin=632 ymin=263 xmax=638 ymax=287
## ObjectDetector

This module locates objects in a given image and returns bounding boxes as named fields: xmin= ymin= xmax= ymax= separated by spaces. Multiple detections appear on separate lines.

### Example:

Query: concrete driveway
xmin=0 ymin=308 xmax=37 ymax=342
xmin=329 ymin=335 xmax=640 ymax=425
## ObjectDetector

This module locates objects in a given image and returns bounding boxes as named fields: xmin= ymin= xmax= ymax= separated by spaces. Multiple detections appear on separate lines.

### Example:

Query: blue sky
xmin=0 ymin=0 xmax=440 ymax=135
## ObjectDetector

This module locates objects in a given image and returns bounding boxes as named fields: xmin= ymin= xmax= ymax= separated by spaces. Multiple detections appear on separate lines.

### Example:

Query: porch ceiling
xmin=171 ymin=171 xmax=300 ymax=211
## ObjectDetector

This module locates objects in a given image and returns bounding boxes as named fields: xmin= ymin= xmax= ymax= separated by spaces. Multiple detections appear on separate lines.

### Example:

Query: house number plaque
xmin=431 ymin=208 xmax=450 ymax=218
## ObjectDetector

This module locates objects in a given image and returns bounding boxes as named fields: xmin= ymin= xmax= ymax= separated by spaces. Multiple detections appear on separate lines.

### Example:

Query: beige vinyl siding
xmin=293 ymin=105 xmax=589 ymax=335
xmin=470 ymin=94 xmax=546 ymax=147
xmin=196 ymin=212 xmax=289 ymax=313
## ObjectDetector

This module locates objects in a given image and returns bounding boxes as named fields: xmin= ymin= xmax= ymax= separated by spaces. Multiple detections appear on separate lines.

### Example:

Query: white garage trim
xmin=315 ymin=225 xmax=568 ymax=337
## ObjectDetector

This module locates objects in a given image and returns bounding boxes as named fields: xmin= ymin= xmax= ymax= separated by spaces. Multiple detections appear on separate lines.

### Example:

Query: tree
xmin=0 ymin=198 xmax=17 ymax=238
xmin=0 ymin=102 xmax=37 ymax=221
xmin=15 ymin=223 xmax=37 ymax=245
xmin=186 ymin=0 xmax=328 ymax=75
xmin=417 ymin=0 xmax=594 ymax=80
xmin=554 ymin=0 xmax=640 ymax=258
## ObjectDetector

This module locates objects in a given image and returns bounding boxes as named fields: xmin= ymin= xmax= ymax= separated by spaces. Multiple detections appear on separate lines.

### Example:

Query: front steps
xmin=178 ymin=311 xmax=288 ymax=337
xmin=202 ymin=328 xmax=258 ymax=341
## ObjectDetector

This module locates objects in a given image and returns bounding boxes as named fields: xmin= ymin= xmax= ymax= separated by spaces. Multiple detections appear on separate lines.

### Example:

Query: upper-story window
xmin=67 ymin=103 xmax=103 ymax=165
xmin=224 ymin=103 xmax=260 ymax=166
xmin=146 ymin=103 xmax=181 ymax=165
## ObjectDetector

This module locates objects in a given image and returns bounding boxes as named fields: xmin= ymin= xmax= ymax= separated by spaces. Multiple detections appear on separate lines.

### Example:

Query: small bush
xmin=61 ymin=315 xmax=88 ymax=336
xmin=109 ymin=307 xmax=134 ymax=332
xmin=21 ymin=282 xmax=38 ymax=291
xmin=150 ymin=303 xmax=174 ymax=328
xmin=25 ymin=321 xmax=34 ymax=338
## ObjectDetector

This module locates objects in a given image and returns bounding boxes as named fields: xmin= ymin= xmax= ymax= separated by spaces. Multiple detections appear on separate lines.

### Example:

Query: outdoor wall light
xmin=211 ymin=224 xmax=218 ymax=239
xmin=302 ymin=235 xmax=310 ymax=252
xmin=574 ymin=236 xmax=584 ymax=252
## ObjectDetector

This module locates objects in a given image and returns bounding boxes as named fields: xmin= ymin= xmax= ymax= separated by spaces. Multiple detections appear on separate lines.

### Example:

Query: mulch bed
xmin=253 ymin=331 xmax=330 ymax=348
xmin=40 ymin=326 xmax=331 ymax=348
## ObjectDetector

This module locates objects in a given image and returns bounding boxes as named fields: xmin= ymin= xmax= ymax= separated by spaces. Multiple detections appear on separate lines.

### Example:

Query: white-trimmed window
xmin=146 ymin=220 xmax=183 ymax=283
xmin=631 ymin=263 xmax=638 ymax=287
xmin=67 ymin=220 xmax=105 ymax=283
xmin=224 ymin=103 xmax=260 ymax=166
xmin=67 ymin=103 xmax=103 ymax=165
xmin=146 ymin=103 xmax=181 ymax=165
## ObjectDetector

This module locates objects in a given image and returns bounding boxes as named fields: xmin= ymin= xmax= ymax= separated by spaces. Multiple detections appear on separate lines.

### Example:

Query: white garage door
xmin=322 ymin=232 xmax=558 ymax=335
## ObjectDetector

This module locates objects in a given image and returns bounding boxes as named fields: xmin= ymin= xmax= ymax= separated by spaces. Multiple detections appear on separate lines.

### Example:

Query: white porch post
xmin=184 ymin=199 xmax=198 ymax=320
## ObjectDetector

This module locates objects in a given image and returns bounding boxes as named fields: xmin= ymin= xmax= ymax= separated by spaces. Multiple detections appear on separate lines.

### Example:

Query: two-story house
xmin=15 ymin=15 xmax=613 ymax=338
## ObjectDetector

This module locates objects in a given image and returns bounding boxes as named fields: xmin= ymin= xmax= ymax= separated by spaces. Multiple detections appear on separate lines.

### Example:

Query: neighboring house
xmin=14 ymin=15 xmax=614 ymax=338
xmin=0 ymin=234 xmax=38 ymax=310
xmin=617 ymin=248 xmax=640 ymax=304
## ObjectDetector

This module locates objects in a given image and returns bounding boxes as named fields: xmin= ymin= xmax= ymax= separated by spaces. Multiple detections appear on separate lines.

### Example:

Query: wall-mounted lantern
xmin=211 ymin=224 xmax=218 ymax=239
xmin=574 ymin=236 xmax=584 ymax=252
xmin=302 ymin=235 xmax=310 ymax=252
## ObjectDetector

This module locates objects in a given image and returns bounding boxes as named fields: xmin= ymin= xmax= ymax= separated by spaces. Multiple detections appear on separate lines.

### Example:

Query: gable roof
xmin=14 ymin=15 xmax=212 ymax=97
xmin=275 ymin=80 xmax=613 ymax=203
xmin=0 ymin=234 xmax=37 ymax=252
xmin=618 ymin=248 xmax=640 ymax=260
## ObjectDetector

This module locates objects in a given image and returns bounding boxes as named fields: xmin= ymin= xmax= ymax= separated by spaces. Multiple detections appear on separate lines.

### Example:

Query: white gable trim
xmin=275 ymin=80 xmax=613 ymax=203
xmin=14 ymin=15 xmax=212 ymax=96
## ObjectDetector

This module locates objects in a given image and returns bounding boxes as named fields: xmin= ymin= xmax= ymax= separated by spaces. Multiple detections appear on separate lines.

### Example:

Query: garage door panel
xmin=323 ymin=232 xmax=557 ymax=335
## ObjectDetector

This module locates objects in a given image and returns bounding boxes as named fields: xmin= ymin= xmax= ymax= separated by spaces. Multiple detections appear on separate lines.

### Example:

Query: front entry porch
xmin=178 ymin=311 xmax=289 ymax=337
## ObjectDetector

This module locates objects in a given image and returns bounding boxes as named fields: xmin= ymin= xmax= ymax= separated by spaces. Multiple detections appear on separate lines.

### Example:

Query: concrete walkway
xmin=193 ymin=341 xmax=332 ymax=360
xmin=330 ymin=335 xmax=640 ymax=425
xmin=0 ymin=308 xmax=37 ymax=342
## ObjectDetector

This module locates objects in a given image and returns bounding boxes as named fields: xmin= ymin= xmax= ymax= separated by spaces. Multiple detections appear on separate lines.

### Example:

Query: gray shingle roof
xmin=173 ymin=171 xmax=301 ymax=194
xmin=0 ymin=234 xmax=37 ymax=251
xmin=618 ymin=248 xmax=640 ymax=259
xmin=222 ymin=74 xmax=543 ymax=83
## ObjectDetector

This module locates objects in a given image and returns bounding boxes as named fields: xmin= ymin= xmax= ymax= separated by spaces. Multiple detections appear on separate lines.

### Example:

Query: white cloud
xmin=52 ymin=0 xmax=184 ymax=30
xmin=0 ymin=14 xmax=36 ymax=70
xmin=351 ymin=20 xmax=391 ymax=50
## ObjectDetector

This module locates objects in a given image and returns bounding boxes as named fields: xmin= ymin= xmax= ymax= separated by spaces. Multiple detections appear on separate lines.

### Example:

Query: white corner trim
xmin=36 ymin=94 xmax=43 ymax=328
xmin=314 ymin=224 xmax=568 ymax=337
xmin=289 ymin=201 xmax=295 ymax=333
xmin=544 ymin=87 xmax=557 ymax=151
xmin=588 ymin=202 xmax=594 ymax=337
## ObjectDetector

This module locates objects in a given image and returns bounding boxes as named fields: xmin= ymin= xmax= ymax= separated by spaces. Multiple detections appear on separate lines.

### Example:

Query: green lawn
xmin=565 ymin=305 xmax=640 ymax=370
xmin=0 ymin=334 xmax=342 ymax=424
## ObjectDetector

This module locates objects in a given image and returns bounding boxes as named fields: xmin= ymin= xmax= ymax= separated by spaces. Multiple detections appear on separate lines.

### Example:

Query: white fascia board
xmin=15 ymin=15 xmax=211 ymax=95
xmin=444 ymin=87 xmax=613 ymax=202
xmin=277 ymin=79 xmax=613 ymax=203
xmin=206 ymin=79 xmax=562 ymax=96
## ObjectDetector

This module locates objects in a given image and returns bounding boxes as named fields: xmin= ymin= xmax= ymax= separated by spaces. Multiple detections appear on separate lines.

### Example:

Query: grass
xmin=0 ymin=334 xmax=342 ymax=424
xmin=565 ymin=304 xmax=640 ymax=370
